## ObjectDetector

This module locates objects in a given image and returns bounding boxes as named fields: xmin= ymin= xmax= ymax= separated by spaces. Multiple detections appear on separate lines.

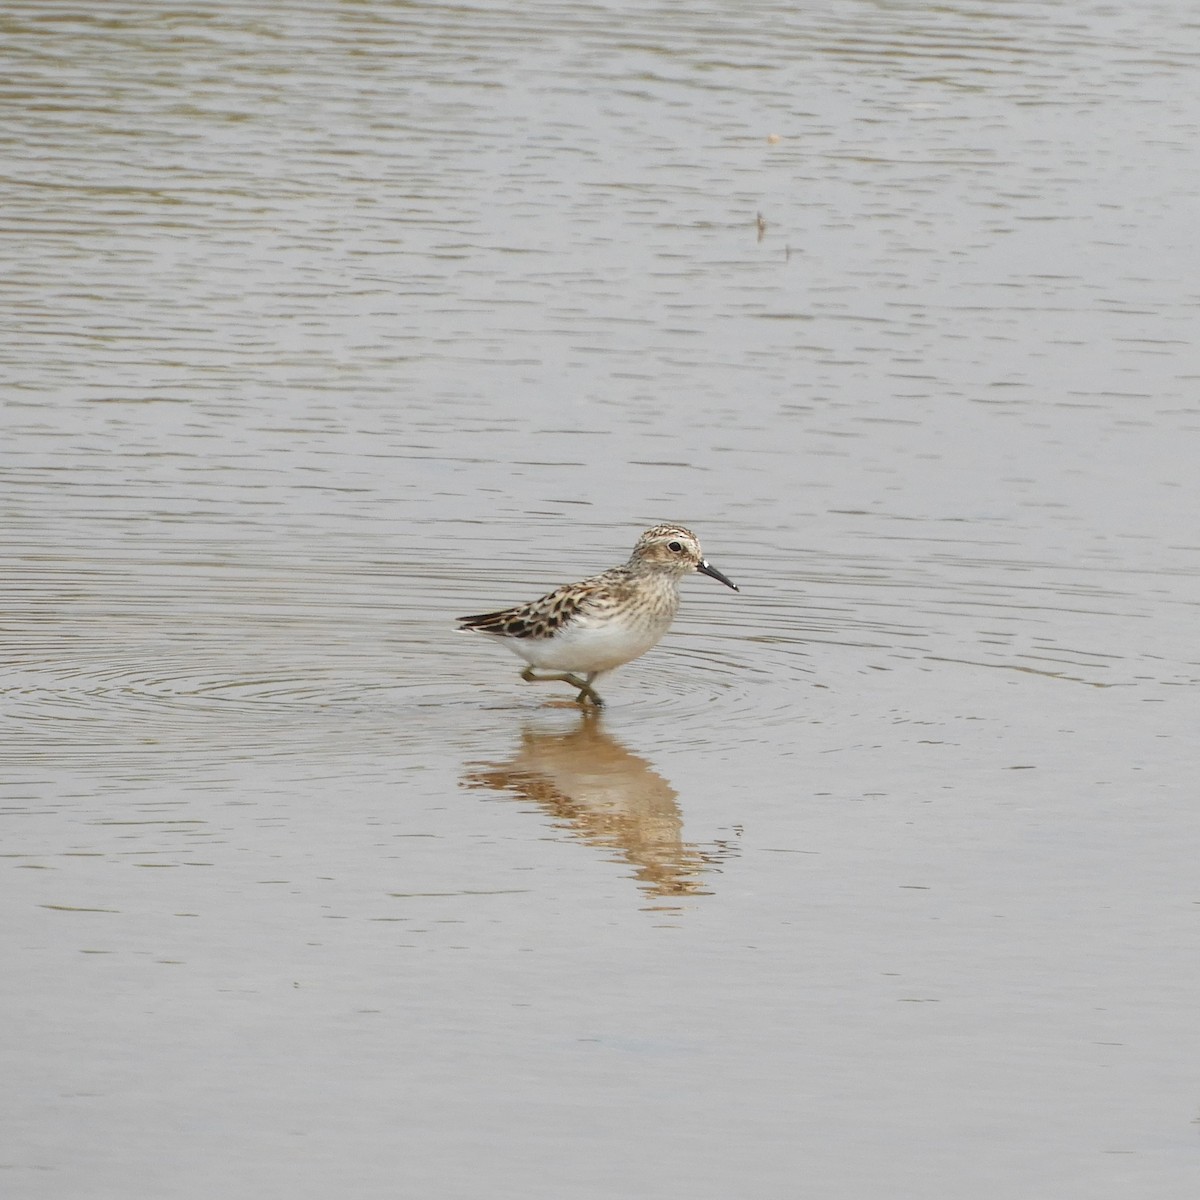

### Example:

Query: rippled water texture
xmin=3 ymin=3 xmax=1200 ymax=1197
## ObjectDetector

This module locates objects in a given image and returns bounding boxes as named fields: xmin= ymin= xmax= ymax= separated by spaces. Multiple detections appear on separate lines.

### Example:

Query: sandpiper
xmin=457 ymin=524 xmax=738 ymax=706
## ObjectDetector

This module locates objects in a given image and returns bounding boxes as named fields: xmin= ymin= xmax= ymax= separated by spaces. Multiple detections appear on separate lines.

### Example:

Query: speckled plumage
xmin=457 ymin=524 xmax=738 ymax=706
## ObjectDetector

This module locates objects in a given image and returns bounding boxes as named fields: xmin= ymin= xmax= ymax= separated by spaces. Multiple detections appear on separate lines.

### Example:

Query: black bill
xmin=697 ymin=559 xmax=739 ymax=592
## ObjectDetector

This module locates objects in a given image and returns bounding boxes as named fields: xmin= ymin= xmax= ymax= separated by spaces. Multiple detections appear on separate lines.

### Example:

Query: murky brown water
xmin=4 ymin=2 xmax=1200 ymax=1197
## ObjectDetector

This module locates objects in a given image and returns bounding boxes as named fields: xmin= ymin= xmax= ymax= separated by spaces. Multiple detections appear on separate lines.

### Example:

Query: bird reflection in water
xmin=462 ymin=713 xmax=738 ymax=904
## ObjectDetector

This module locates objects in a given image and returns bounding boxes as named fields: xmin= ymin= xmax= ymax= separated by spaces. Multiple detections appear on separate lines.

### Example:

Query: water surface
xmin=3 ymin=3 xmax=1200 ymax=1197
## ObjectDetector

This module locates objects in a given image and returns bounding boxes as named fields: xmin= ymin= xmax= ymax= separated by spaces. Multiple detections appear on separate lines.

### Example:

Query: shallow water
xmin=4 ymin=2 xmax=1200 ymax=1197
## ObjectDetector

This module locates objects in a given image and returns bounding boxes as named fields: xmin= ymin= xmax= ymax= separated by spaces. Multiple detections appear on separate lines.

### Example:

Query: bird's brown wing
xmin=457 ymin=577 xmax=615 ymax=640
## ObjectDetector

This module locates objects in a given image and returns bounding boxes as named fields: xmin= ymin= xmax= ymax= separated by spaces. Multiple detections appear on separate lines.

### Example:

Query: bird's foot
xmin=521 ymin=667 xmax=605 ymax=708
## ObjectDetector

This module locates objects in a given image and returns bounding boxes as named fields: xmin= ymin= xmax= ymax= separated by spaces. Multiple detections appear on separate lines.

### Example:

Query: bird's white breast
xmin=494 ymin=606 xmax=674 ymax=673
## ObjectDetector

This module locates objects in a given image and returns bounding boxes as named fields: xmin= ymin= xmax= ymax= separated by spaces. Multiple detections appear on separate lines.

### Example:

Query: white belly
xmin=494 ymin=610 xmax=671 ymax=673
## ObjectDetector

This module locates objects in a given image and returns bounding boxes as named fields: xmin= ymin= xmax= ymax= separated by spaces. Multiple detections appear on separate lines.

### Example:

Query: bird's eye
xmin=668 ymin=541 xmax=683 ymax=553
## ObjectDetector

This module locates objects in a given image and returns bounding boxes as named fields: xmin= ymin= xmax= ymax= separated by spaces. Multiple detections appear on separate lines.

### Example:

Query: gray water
xmin=3 ymin=3 xmax=1200 ymax=1197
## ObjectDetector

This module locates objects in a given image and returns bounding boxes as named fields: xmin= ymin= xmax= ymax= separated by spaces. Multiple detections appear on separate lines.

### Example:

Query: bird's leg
xmin=574 ymin=672 xmax=604 ymax=708
xmin=520 ymin=666 xmax=605 ymax=707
